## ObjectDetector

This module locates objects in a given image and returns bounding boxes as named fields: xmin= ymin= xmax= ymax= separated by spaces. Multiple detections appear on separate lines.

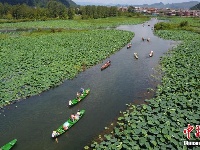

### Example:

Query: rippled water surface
xmin=0 ymin=18 xmax=178 ymax=150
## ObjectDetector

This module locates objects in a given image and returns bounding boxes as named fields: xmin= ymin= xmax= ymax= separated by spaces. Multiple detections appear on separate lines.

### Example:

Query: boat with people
xmin=68 ymin=88 xmax=90 ymax=106
xmin=134 ymin=53 xmax=138 ymax=59
xmin=149 ymin=51 xmax=153 ymax=57
xmin=127 ymin=43 xmax=132 ymax=49
xmin=51 ymin=110 xmax=85 ymax=138
xmin=1 ymin=139 xmax=17 ymax=150
xmin=101 ymin=60 xmax=111 ymax=71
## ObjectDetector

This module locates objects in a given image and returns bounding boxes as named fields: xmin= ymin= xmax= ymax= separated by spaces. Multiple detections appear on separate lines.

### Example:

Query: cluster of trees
xmin=0 ymin=2 xmax=74 ymax=20
xmin=0 ymin=2 xmax=140 ymax=20
xmin=77 ymin=6 xmax=119 ymax=19
xmin=77 ymin=6 xmax=141 ymax=19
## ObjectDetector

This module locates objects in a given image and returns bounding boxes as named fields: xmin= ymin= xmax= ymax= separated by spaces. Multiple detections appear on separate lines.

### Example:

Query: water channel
xmin=0 ymin=18 xmax=177 ymax=150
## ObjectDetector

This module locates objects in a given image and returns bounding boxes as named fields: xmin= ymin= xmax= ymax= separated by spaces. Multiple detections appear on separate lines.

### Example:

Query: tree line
xmin=0 ymin=2 xmax=139 ymax=21
xmin=0 ymin=1 xmax=71 ymax=20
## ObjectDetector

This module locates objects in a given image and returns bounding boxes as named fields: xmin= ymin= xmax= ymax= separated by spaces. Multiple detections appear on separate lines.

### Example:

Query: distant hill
xmin=75 ymin=1 xmax=106 ymax=6
xmin=134 ymin=1 xmax=200 ymax=9
xmin=190 ymin=2 xmax=200 ymax=10
xmin=76 ymin=1 xmax=200 ymax=9
xmin=0 ymin=0 xmax=77 ymax=7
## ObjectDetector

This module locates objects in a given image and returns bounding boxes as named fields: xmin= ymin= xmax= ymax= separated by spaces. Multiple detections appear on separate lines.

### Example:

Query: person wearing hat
xmin=71 ymin=113 xmax=75 ymax=122
xmin=52 ymin=131 xmax=59 ymax=137
xmin=63 ymin=122 xmax=69 ymax=130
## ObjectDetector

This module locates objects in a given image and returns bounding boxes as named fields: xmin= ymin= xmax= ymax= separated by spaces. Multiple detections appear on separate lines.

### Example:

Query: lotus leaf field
xmin=0 ymin=29 xmax=134 ymax=108
xmin=87 ymin=24 xmax=200 ymax=149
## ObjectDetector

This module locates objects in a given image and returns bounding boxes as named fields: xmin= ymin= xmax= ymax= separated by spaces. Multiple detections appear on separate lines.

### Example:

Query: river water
xmin=0 ymin=18 xmax=177 ymax=150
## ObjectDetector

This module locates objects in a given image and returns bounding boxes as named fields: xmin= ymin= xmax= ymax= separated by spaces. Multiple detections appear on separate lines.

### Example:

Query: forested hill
xmin=190 ymin=3 xmax=200 ymax=10
xmin=0 ymin=0 xmax=77 ymax=7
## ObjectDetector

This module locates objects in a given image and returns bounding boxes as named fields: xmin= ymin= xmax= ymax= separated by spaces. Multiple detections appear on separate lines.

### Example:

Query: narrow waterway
xmin=0 ymin=18 xmax=177 ymax=150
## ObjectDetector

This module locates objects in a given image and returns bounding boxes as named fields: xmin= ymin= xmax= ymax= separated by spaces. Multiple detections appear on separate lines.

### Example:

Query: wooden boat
xmin=68 ymin=88 xmax=90 ymax=106
xmin=134 ymin=53 xmax=138 ymax=59
xmin=149 ymin=51 xmax=153 ymax=57
xmin=127 ymin=43 xmax=132 ymax=49
xmin=51 ymin=110 xmax=85 ymax=138
xmin=101 ymin=60 xmax=111 ymax=71
xmin=1 ymin=139 xmax=17 ymax=150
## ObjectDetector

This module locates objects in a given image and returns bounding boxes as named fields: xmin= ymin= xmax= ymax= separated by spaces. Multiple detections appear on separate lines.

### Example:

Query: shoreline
xmin=84 ymin=63 xmax=162 ymax=148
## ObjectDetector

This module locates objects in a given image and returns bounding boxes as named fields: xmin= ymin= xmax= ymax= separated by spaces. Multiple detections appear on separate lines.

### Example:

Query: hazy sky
xmin=74 ymin=0 xmax=200 ymax=5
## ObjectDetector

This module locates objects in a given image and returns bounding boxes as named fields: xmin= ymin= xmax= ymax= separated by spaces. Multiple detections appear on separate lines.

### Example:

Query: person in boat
xmin=63 ymin=121 xmax=70 ymax=130
xmin=105 ymin=60 xmax=111 ymax=65
xmin=105 ymin=61 xmax=110 ymax=67
xmin=52 ymin=131 xmax=59 ymax=137
xmin=85 ymin=89 xmax=89 ymax=94
xmin=75 ymin=110 xmax=80 ymax=120
xmin=77 ymin=110 xmax=81 ymax=116
xmin=74 ymin=110 xmax=81 ymax=120
xmin=71 ymin=113 xmax=76 ymax=122
xmin=147 ymin=38 xmax=150 ymax=42
xmin=80 ymin=88 xmax=84 ymax=94
xmin=76 ymin=92 xmax=80 ymax=98
xmin=74 ymin=114 xmax=80 ymax=120
xmin=142 ymin=37 xmax=144 ymax=41
xmin=76 ymin=92 xmax=81 ymax=101
xmin=127 ymin=43 xmax=131 ymax=48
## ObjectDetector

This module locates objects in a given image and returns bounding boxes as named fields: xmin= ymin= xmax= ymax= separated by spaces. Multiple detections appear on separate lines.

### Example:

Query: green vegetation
xmin=0 ymin=17 xmax=148 ymax=30
xmin=0 ymin=0 xmax=77 ymax=7
xmin=0 ymin=2 xmax=69 ymax=20
xmin=155 ymin=17 xmax=200 ymax=33
xmin=87 ymin=17 xmax=200 ymax=149
xmin=0 ymin=15 xmax=148 ymax=108
xmin=0 ymin=29 xmax=134 ymax=108
xmin=0 ymin=3 xmax=135 ymax=20
xmin=158 ymin=17 xmax=200 ymax=26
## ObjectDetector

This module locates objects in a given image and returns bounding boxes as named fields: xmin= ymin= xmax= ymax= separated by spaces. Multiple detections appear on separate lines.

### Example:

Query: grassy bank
xmin=86 ymin=17 xmax=200 ymax=149
xmin=0 ymin=16 xmax=149 ymax=30
xmin=156 ymin=17 xmax=200 ymax=33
